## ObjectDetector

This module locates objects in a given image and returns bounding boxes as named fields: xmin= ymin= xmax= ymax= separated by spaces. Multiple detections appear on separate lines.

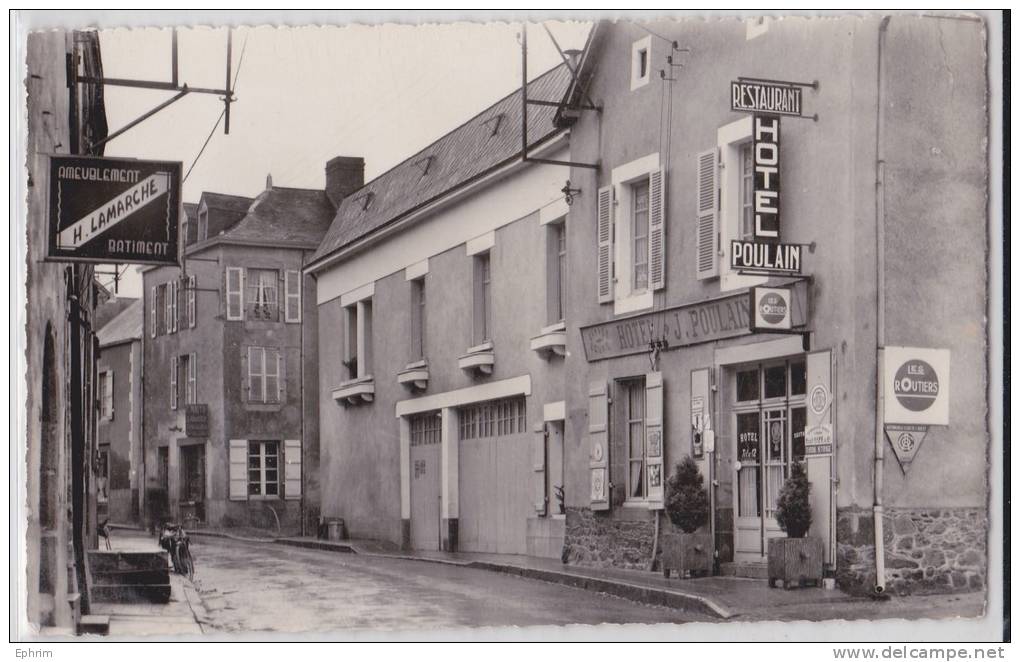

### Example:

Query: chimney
xmin=325 ymin=156 xmax=365 ymax=207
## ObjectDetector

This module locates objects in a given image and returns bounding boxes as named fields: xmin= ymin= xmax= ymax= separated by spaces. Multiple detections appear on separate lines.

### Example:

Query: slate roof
xmin=94 ymin=296 xmax=138 ymax=330
xmin=308 ymin=63 xmax=573 ymax=268
xmin=200 ymin=192 xmax=254 ymax=238
xmin=221 ymin=186 xmax=335 ymax=247
xmin=97 ymin=298 xmax=143 ymax=348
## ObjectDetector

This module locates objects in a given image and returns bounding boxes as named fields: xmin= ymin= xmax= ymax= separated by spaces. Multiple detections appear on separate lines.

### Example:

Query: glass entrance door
xmin=732 ymin=358 xmax=807 ymax=561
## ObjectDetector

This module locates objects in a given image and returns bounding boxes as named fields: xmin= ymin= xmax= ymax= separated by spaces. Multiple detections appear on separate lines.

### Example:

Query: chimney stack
xmin=325 ymin=156 xmax=365 ymax=207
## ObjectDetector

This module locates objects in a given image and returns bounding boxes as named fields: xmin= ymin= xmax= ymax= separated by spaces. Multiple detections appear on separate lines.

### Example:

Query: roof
xmin=200 ymin=192 xmax=253 ymax=214
xmin=97 ymin=298 xmax=143 ymax=348
xmin=183 ymin=202 xmax=199 ymax=220
xmin=94 ymin=296 xmax=137 ymax=329
xmin=220 ymin=186 xmax=335 ymax=247
xmin=308 ymin=63 xmax=574 ymax=268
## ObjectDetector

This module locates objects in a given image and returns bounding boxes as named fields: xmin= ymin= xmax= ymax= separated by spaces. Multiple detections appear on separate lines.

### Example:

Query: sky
xmin=94 ymin=19 xmax=592 ymax=298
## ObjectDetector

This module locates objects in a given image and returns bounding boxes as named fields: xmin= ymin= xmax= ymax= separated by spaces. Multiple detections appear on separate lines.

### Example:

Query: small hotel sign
xmin=731 ymin=240 xmax=802 ymax=275
xmin=731 ymin=80 xmax=803 ymax=117
xmin=580 ymin=282 xmax=808 ymax=362
xmin=48 ymin=155 xmax=182 ymax=266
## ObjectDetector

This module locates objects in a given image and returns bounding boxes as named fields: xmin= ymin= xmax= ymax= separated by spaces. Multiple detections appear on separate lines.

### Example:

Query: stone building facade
xmin=556 ymin=16 xmax=987 ymax=596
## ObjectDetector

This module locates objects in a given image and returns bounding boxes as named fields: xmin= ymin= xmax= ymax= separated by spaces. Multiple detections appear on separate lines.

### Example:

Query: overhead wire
xmin=183 ymin=29 xmax=250 ymax=184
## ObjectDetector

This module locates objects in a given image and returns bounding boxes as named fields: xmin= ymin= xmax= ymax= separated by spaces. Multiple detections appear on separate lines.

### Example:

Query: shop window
xmin=247 ymin=440 xmax=280 ymax=498
xmin=247 ymin=268 xmax=279 ymax=321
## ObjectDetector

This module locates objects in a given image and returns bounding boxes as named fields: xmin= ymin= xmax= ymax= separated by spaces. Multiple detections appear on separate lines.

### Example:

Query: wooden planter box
xmin=660 ymin=532 xmax=713 ymax=578
xmin=767 ymin=536 xmax=824 ymax=589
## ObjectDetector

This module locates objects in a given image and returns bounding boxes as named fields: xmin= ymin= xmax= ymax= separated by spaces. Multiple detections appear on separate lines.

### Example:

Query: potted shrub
xmin=660 ymin=456 xmax=713 ymax=578
xmin=768 ymin=461 xmax=824 ymax=589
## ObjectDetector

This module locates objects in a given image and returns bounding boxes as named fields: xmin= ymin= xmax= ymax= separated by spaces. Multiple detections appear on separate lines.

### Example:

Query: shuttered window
xmin=632 ymin=180 xmax=650 ymax=291
xmin=596 ymin=186 xmax=614 ymax=304
xmin=248 ymin=440 xmax=279 ymax=497
xmin=187 ymin=275 xmax=197 ymax=328
xmin=648 ymin=169 xmax=665 ymax=291
xmin=284 ymin=270 xmax=301 ymax=323
xmin=170 ymin=355 xmax=178 ymax=410
xmin=225 ymin=267 xmax=244 ymax=321
xmin=247 ymin=268 xmax=278 ymax=321
xmin=247 ymin=347 xmax=283 ymax=404
xmin=696 ymin=148 xmax=719 ymax=279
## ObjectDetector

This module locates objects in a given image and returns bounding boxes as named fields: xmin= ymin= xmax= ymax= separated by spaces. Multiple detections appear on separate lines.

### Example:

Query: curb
xmin=271 ymin=538 xmax=729 ymax=619
xmin=187 ymin=529 xmax=281 ymax=544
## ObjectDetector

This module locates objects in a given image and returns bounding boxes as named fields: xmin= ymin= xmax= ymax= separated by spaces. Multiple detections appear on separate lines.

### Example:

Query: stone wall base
xmin=836 ymin=506 xmax=987 ymax=596
xmin=563 ymin=507 xmax=655 ymax=569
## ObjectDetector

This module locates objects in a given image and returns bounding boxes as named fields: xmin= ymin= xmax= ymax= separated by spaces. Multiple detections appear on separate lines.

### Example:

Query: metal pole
xmin=171 ymin=29 xmax=178 ymax=88
xmin=89 ymin=90 xmax=190 ymax=151
xmin=224 ymin=28 xmax=232 ymax=135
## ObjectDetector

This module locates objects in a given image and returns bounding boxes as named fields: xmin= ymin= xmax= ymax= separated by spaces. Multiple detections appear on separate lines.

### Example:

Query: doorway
xmin=732 ymin=358 xmax=807 ymax=561
xmin=179 ymin=444 xmax=206 ymax=526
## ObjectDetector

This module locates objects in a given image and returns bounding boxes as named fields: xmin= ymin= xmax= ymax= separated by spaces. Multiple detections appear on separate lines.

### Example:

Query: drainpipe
xmin=873 ymin=15 xmax=891 ymax=596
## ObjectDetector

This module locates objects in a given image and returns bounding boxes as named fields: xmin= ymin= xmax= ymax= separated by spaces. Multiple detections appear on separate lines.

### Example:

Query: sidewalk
xmin=274 ymin=536 xmax=986 ymax=623
xmin=88 ymin=529 xmax=206 ymax=638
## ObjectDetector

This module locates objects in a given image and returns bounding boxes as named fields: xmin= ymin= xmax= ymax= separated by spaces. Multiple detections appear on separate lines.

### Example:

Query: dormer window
xmin=198 ymin=207 xmax=209 ymax=241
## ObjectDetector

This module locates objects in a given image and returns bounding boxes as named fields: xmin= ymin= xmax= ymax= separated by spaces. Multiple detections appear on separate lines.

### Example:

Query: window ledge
xmin=397 ymin=362 xmax=430 ymax=392
xmin=458 ymin=346 xmax=495 ymax=376
xmin=332 ymin=375 xmax=375 ymax=405
xmin=530 ymin=325 xmax=567 ymax=359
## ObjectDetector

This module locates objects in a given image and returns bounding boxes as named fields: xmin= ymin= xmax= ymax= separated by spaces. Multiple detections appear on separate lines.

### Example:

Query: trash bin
xmin=326 ymin=518 xmax=346 ymax=541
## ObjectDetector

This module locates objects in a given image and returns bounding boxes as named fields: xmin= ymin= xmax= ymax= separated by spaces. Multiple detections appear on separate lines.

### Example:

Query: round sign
xmin=810 ymin=384 xmax=829 ymax=415
xmin=759 ymin=292 xmax=788 ymax=324
xmin=591 ymin=441 xmax=604 ymax=462
xmin=893 ymin=359 xmax=940 ymax=412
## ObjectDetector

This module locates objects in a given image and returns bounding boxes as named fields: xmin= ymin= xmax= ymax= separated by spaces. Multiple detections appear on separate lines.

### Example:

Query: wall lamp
xmin=561 ymin=180 xmax=582 ymax=206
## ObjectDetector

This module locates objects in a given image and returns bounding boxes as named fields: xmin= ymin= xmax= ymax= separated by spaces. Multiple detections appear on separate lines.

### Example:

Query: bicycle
xmin=158 ymin=522 xmax=195 ymax=580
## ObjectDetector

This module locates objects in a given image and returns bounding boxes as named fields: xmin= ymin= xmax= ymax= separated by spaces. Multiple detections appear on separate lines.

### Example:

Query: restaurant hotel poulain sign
xmin=729 ymin=79 xmax=806 ymax=276
xmin=882 ymin=346 xmax=951 ymax=473
xmin=48 ymin=155 xmax=182 ymax=265
xmin=580 ymin=281 xmax=809 ymax=362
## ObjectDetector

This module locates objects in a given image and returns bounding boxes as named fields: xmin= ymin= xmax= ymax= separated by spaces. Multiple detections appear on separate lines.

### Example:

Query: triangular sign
xmin=884 ymin=423 xmax=929 ymax=474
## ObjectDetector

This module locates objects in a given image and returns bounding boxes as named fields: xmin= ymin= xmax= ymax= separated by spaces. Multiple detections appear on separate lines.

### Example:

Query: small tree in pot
xmin=660 ymin=456 xmax=713 ymax=578
xmin=768 ymin=461 xmax=824 ymax=588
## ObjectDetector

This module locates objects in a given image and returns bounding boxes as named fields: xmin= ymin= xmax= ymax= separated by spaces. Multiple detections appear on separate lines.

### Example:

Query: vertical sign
xmin=752 ymin=113 xmax=781 ymax=241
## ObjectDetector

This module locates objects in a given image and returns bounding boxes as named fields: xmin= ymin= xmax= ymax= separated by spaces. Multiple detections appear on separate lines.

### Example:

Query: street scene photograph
xmin=11 ymin=9 xmax=1005 ymax=646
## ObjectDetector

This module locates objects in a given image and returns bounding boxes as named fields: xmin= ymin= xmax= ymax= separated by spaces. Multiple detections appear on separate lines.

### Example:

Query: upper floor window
xmin=150 ymin=280 xmax=180 ymax=337
xmin=99 ymin=370 xmax=113 ymax=420
xmin=547 ymin=221 xmax=567 ymax=324
xmin=247 ymin=269 xmax=279 ymax=321
xmin=343 ymin=298 xmax=373 ymax=381
xmin=409 ymin=277 xmax=426 ymax=362
xmin=473 ymin=252 xmax=492 ymax=345
xmin=739 ymin=142 xmax=755 ymax=241
xmin=198 ymin=208 xmax=209 ymax=241
xmin=170 ymin=353 xmax=197 ymax=410
xmin=630 ymin=35 xmax=652 ymax=91
xmin=247 ymin=346 xmax=282 ymax=404
xmin=632 ymin=180 xmax=650 ymax=292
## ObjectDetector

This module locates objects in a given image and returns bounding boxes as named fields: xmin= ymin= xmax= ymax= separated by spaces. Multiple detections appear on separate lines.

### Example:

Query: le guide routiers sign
xmin=580 ymin=280 xmax=808 ymax=362
xmin=48 ymin=155 xmax=182 ymax=266
xmin=881 ymin=346 xmax=951 ymax=474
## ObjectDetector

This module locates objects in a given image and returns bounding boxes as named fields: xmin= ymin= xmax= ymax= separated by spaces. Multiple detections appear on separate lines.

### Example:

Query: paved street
xmin=186 ymin=536 xmax=691 ymax=633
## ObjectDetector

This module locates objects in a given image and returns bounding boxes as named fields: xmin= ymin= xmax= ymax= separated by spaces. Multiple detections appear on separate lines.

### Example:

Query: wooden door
xmin=459 ymin=432 xmax=530 ymax=554
xmin=410 ymin=438 xmax=441 ymax=550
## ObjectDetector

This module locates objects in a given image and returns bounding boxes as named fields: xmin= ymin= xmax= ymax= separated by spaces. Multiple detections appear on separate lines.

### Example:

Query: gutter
xmin=873 ymin=15 xmax=891 ymax=597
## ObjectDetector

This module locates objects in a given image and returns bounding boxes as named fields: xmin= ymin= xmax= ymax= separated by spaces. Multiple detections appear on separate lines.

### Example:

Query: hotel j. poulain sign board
xmin=47 ymin=155 xmax=182 ymax=266
xmin=580 ymin=280 xmax=808 ymax=362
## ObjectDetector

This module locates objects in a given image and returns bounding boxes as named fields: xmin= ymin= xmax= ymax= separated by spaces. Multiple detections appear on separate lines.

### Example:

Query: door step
xmin=77 ymin=615 xmax=110 ymax=636
xmin=720 ymin=561 xmax=769 ymax=579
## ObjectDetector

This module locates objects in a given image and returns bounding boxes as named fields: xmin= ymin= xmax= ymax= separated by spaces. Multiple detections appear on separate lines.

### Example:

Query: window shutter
xmin=226 ymin=267 xmax=243 ymax=321
xmin=596 ymin=186 xmax=614 ymax=303
xmin=170 ymin=355 xmax=178 ymax=410
xmin=172 ymin=280 xmax=179 ymax=332
xmin=696 ymin=148 xmax=719 ymax=280
xmin=274 ymin=350 xmax=284 ymax=403
xmin=189 ymin=352 xmax=197 ymax=404
xmin=588 ymin=381 xmax=610 ymax=511
xmin=150 ymin=286 xmax=157 ymax=338
xmin=166 ymin=281 xmax=175 ymax=333
xmin=645 ymin=371 xmax=664 ymax=507
xmin=284 ymin=270 xmax=301 ymax=323
xmin=241 ymin=347 xmax=250 ymax=401
xmin=108 ymin=371 xmax=115 ymax=420
xmin=284 ymin=439 xmax=301 ymax=500
xmin=533 ymin=423 xmax=548 ymax=515
xmin=229 ymin=439 xmax=248 ymax=501
xmin=188 ymin=275 xmax=197 ymax=328
xmin=690 ymin=367 xmax=713 ymax=460
xmin=648 ymin=168 xmax=666 ymax=291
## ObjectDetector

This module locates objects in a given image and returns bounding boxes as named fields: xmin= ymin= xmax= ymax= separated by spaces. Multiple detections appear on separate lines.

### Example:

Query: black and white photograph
xmin=10 ymin=9 xmax=1006 ymax=649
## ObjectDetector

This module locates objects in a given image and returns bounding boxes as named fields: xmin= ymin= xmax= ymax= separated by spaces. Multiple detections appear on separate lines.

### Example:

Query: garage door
xmin=409 ymin=413 xmax=442 ymax=550
xmin=457 ymin=397 xmax=531 ymax=554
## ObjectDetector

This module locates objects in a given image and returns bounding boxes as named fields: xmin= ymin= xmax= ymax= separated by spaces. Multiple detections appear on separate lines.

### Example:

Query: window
xmin=225 ymin=267 xmax=244 ymax=320
xmin=247 ymin=346 xmax=282 ymax=404
xmin=547 ymin=221 xmax=567 ymax=323
xmin=630 ymin=36 xmax=652 ymax=90
xmin=410 ymin=412 xmax=441 ymax=446
xmin=154 ymin=284 xmax=167 ymax=335
xmin=99 ymin=370 xmax=113 ymax=420
xmin=343 ymin=298 xmax=373 ymax=380
xmin=459 ymin=397 xmax=527 ymax=440
xmin=715 ymin=116 xmax=768 ymax=291
xmin=247 ymin=440 xmax=279 ymax=497
xmin=187 ymin=275 xmax=197 ymax=328
xmin=198 ymin=207 xmax=209 ymax=241
xmin=622 ymin=378 xmax=648 ymax=500
xmin=170 ymin=355 xmax=178 ymax=410
xmin=284 ymin=270 xmax=301 ymax=323
xmin=247 ymin=268 xmax=278 ymax=321
xmin=165 ymin=280 xmax=177 ymax=333
xmin=473 ymin=253 xmax=492 ymax=344
xmin=740 ymin=142 xmax=755 ymax=240
xmin=632 ymin=180 xmax=650 ymax=291
xmin=602 ymin=154 xmax=665 ymax=314
xmin=183 ymin=353 xmax=197 ymax=405
xmin=410 ymin=277 xmax=426 ymax=361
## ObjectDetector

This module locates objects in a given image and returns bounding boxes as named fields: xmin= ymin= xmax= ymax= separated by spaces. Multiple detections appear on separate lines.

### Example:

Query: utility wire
xmin=183 ymin=30 xmax=249 ymax=183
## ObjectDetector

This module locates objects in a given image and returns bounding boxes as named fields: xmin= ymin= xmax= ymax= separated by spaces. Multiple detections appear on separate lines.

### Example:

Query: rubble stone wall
xmin=563 ymin=507 xmax=655 ymax=569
